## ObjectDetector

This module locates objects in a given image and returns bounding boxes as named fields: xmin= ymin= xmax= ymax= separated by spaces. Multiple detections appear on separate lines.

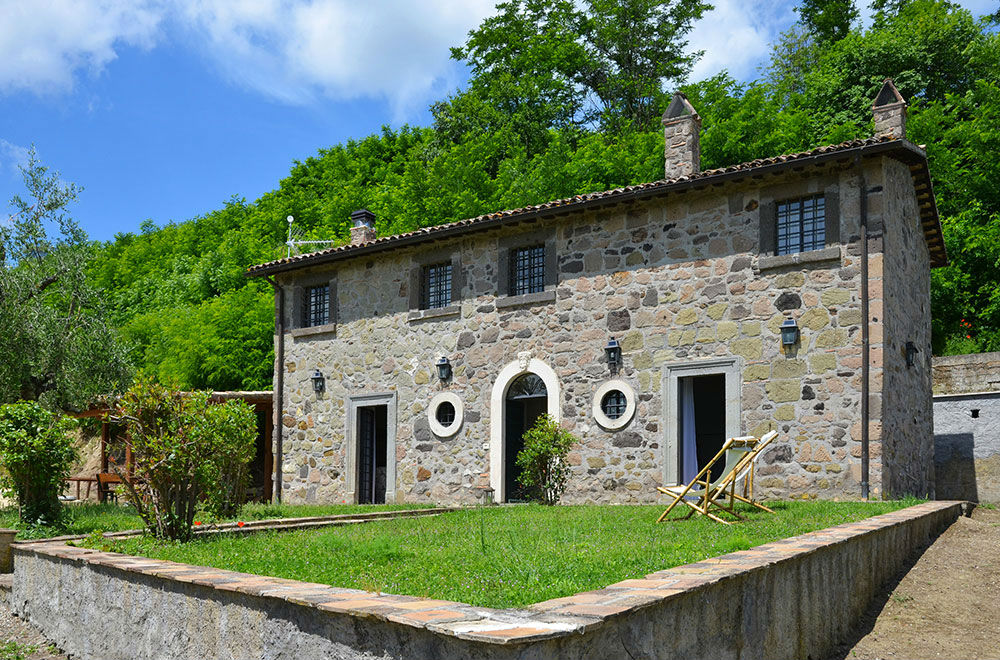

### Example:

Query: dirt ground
xmin=826 ymin=505 xmax=1000 ymax=660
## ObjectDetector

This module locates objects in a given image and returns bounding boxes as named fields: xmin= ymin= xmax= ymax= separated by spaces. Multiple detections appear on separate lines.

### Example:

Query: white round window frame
xmin=428 ymin=392 xmax=464 ymax=438
xmin=592 ymin=379 xmax=637 ymax=430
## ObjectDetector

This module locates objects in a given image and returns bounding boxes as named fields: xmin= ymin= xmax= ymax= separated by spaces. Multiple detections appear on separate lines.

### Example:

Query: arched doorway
xmin=490 ymin=357 xmax=561 ymax=502
xmin=504 ymin=373 xmax=548 ymax=502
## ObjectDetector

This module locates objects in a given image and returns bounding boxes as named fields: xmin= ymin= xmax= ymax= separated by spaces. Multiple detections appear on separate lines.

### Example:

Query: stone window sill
xmin=759 ymin=246 xmax=841 ymax=271
xmin=289 ymin=323 xmax=337 ymax=338
xmin=408 ymin=305 xmax=461 ymax=322
xmin=495 ymin=289 xmax=556 ymax=309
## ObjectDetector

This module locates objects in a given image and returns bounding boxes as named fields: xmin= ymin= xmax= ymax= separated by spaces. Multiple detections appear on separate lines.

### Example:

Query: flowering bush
xmin=0 ymin=402 xmax=77 ymax=524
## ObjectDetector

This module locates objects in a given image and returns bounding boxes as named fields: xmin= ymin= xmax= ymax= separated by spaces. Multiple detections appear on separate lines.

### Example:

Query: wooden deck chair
xmin=655 ymin=431 xmax=778 ymax=524
xmin=702 ymin=430 xmax=779 ymax=519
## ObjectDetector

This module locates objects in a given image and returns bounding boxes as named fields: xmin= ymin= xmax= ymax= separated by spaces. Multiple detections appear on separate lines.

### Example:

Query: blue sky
xmin=0 ymin=0 xmax=993 ymax=243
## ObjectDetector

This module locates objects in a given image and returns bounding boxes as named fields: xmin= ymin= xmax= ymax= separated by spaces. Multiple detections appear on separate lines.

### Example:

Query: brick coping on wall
xmin=11 ymin=501 xmax=963 ymax=646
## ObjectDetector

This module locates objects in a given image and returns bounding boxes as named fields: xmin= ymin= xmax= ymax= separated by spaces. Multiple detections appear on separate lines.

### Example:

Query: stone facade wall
xmin=932 ymin=352 xmax=1000 ymax=395
xmin=880 ymin=158 xmax=935 ymax=497
xmin=274 ymin=156 xmax=928 ymax=505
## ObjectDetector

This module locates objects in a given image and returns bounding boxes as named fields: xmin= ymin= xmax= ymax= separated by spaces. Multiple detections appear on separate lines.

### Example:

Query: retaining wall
xmin=11 ymin=501 xmax=962 ymax=660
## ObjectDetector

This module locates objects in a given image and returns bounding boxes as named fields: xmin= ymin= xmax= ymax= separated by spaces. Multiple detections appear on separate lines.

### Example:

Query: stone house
xmin=247 ymin=80 xmax=945 ymax=505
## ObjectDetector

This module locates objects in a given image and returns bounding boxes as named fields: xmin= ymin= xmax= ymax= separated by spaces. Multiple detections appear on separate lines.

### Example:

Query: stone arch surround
xmin=489 ymin=355 xmax=561 ymax=501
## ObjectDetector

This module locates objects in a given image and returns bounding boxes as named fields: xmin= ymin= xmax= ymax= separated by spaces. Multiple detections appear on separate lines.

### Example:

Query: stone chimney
xmin=661 ymin=92 xmax=701 ymax=179
xmin=873 ymin=78 xmax=907 ymax=139
xmin=349 ymin=208 xmax=377 ymax=245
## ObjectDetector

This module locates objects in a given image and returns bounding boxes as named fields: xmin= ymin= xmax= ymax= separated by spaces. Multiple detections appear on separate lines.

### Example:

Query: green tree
xmin=0 ymin=149 xmax=130 ymax=408
xmin=0 ymin=401 xmax=77 ymax=524
xmin=796 ymin=0 xmax=859 ymax=44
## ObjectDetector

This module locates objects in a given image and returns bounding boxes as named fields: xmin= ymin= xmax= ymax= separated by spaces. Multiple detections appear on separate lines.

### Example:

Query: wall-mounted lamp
xmin=311 ymin=369 xmax=325 ymax=393
xmin=780 ymin=318 xmax=800 ymax=347
xmin=436 ymin=356 xmax=452 ymax=381
xmin=905 ymin=341 xmax=918 ymax=368
xmin=605 ymin=337 xmax=622 ymax=370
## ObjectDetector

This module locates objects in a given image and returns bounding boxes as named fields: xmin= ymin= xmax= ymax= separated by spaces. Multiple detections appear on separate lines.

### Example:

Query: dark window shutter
xmin=408 ymin=266 xmax=422 ymax=310
xmin=824 ymin=188 xmax=840 ymax=247
xmin=543 ymin=239 xmax=558 ymax=287
xmin=497 ymin=247 xmax=511 ymax=296
xmin=450 ymin=255 xmax=463 ymax=304
xmin=290 ymin=286 xmax=303 ymax=329
xmin=759 ymin=201 xmax=776 ymax=255
xmin=327 ymin=279 xmax=337 ymax=324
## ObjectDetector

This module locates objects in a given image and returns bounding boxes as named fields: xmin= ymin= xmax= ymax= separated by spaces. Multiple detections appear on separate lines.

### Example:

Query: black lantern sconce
xmin=905 ymin=341 xmax=918 ymax=368
xmin=311 ymin=369 xmax=325 ymax=393
xmin=436 ymin=356 xmax=452 ymax=381
xmin=780 ymin=318 xmax=800 ymax=347
xmin=605 ymin=337 xmax=622 ymax=371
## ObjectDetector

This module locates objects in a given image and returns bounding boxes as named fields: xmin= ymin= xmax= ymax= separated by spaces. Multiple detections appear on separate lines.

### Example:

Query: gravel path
xmin=0 ymin=599 xmax=70 ymax=660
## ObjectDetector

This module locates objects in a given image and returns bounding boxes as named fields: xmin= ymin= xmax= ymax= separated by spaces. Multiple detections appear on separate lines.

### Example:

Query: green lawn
xmin=0 ymin=501 xmax=436 ymax=539
xmin=98 ymin=499 xmax=918 ymax=609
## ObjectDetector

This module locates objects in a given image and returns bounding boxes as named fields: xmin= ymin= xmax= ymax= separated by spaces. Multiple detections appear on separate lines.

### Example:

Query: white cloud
xmin=170 ymin=0 xmax=496 ymax=118
xmin=0 ymin=139 xmax=30 ymax=175
xmin=0 ymin=0 xmax=162 ymax=94
xmin=685 ymin=0 xmax=797 ymax=83
xmin=1 ymin=0 xmax=995 ymax=115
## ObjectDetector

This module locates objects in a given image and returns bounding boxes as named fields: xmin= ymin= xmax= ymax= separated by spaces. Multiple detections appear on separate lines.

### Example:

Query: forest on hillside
xmin=8 ymin=0 xmax=1000 ymax=399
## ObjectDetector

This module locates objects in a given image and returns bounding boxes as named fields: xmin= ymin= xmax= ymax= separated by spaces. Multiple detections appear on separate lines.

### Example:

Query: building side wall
xmin=274 ymin=163 xmax=898 ymax=505
xmin=880 ymin=158 xmax=935 ymax=497
xmin=933 ymin=393 xmax=1000 ymax=503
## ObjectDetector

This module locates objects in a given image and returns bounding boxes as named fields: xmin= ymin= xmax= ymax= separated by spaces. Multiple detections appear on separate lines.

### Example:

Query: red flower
xmin=193 ymin=521 xmax=202 ymax=526
xmin=237 ymin=521 xmax=245 ymax=528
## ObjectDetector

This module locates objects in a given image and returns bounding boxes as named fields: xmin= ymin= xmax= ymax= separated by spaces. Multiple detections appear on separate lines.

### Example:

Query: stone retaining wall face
xmin=11 ymin=501 xmax=963 ymax=660
xmin=933 ymin=352 xmax=1000 ymax=395
xmin=274 ymin=157 xmax=927 ymax=505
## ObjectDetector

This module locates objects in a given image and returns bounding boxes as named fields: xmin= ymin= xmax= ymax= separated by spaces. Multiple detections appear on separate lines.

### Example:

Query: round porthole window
xmin=592 ymin=379 xmax=636 ymax=430
xmin=428 ymin=392 xmax=464 ymax=438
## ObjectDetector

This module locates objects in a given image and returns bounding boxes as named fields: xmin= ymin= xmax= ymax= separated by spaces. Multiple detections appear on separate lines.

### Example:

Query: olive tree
xmin=0 ymin=148 xmax=130 ymax=409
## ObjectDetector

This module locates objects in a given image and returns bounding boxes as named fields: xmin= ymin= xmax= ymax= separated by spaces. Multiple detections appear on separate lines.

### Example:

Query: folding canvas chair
xmin=656 ymin=431 xmax=778 ymax=525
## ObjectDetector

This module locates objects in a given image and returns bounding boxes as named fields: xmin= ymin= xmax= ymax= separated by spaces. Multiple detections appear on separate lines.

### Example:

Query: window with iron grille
xmin=776 ymin=195 xmax=825 ymax=256
xmin=435 ymin=401 xmax=456 ymax=425
xmin=303 ymin=284 xmax=329 ymax=327
xmin=600 ymin=390 xmax=628 ymax=420
xmin=420 ymin=262 xmax=452 ymax=309
xmin=510 ymin=245 xmax=545 ymax=296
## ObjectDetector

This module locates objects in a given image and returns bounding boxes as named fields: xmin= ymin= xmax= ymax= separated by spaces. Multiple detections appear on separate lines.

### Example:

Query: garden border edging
xmin=10 ymin=501 xmax=963 ymax=660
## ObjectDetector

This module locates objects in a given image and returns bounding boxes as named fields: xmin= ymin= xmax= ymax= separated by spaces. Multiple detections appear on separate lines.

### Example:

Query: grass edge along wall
xmin=249 ymin=83 xmax=942 ymax=506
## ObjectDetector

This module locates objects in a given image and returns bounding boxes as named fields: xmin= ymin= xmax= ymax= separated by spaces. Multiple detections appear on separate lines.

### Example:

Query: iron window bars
xmin=420 ymin=262 xmax=453 ymax=309
xmin=303 ymin=284 xmax=330 ymax=327
xmin=510 ymin=245 xmax=545 ymax=296
xmin=600 ymin=390 xmax=628 ymax=420
xmin=776 ymin=195 xmax=825 ymax=256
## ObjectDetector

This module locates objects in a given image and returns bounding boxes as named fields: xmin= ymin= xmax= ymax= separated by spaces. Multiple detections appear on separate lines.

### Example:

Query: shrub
xmin=515 ymin=414 xmax=577 ymax=505
xmin=0 ymin=402 xmax=77 ymax=524
xmin=113 ymin=377 xmax=256 ymax=540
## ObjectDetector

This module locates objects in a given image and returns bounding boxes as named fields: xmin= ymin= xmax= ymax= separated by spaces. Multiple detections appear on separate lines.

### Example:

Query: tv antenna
xmin=285 ymin=215 xmax=337 ymax=258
